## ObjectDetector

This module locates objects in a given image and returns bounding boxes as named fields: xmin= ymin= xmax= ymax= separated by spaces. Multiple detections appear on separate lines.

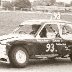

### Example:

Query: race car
xmin=0 ymin=19 xmax=72 ymax=68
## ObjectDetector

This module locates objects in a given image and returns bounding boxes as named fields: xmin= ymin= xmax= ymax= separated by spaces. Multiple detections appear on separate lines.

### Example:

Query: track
xmin=0 ymin=58 xmax=71 ymax=72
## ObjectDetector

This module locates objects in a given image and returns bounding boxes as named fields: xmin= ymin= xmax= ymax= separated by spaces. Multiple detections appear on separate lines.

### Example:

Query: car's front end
xmin=0 ymin=21 xmax=42 ymax=63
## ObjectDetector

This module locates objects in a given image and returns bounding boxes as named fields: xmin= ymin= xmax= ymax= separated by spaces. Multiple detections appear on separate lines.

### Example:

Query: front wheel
xmin=8 ymin=46 xmax=29 ymax=68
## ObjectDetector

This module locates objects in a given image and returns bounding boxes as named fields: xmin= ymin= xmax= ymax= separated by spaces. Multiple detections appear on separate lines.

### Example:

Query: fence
xmin=32 ymin=6 xmax=72 ymax=12
xmin=0 ymin=6 xmax=31 ymax=11
xmin=0 ymin=6 xmax=72 ymax=12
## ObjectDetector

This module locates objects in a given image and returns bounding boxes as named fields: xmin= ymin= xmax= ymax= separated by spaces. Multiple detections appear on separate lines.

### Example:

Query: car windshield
xmin=13 ymin=24 xmax=41 ymax=35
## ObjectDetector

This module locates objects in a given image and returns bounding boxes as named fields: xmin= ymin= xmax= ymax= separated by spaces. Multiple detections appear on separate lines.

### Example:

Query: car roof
xmin=19 ymin=19 xmax=72 ymax=26
xmin=20 ymin=19 xmax=48 ymax=26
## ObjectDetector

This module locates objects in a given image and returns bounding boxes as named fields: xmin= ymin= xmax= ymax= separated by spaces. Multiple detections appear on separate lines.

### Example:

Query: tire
xmin=8 ymin=46 xmax=29 ymax=68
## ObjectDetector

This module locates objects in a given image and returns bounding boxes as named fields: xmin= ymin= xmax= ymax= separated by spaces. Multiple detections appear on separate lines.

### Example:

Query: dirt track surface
xmin=0 ymin=58 xmax=72 ymax=72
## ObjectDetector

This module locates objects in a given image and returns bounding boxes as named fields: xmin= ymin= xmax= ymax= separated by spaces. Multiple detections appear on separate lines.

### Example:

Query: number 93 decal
xmin=46 ymin=43 xmax=54 ymax=52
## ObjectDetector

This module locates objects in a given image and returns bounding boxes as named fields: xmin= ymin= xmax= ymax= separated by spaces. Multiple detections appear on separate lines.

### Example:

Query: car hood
xmin=0 ymin=33 xmax=34 ymax=44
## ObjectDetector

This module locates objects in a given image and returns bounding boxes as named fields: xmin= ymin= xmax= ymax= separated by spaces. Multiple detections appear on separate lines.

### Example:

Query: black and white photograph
xmin=0 ymin=0 xmax=72 ymax=72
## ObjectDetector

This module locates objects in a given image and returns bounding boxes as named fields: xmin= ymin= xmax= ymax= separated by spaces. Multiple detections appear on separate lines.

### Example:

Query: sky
xmin=1 ymin=0 xmax=72 ymax=4
xmin=1 ymin=0 xmax=35 ymax=2
xmin=30 ymin=0 xmax=72 ymax=4
xmin=56 ymin=0 xmax=72 ymax=4
xmin=29 ymin=0 xmax=35 ymax=2
xmin=2 ymin=0 xmax=14 ymax=2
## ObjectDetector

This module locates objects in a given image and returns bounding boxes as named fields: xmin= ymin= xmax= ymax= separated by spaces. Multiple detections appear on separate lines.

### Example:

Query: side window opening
xmin=39 ymin=27 xmax=47 ymax=37
xmin=39 ymin=24 xmax=59 ymax=38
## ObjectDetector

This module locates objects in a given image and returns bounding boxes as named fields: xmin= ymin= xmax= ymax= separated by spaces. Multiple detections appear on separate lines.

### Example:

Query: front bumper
xmin=0 ymin=44 xmax=9 ymax=62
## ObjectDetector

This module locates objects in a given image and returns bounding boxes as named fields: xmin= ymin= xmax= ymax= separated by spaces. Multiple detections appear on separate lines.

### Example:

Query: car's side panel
xmin=6 ymin=39 xmax=43 ymax=57
xmin=6 ymin=38 xmax=71 ymax=59
xmin=36 ymin=38 xmax=71 ymax=56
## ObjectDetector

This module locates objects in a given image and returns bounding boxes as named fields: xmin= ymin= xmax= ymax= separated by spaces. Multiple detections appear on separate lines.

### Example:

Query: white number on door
xmin=46 ymin=44 xmax=50 ymax=52
xmin=46 ymin=43 xmax=54 ymax=52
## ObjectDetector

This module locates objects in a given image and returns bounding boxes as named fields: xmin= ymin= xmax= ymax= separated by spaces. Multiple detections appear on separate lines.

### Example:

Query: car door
xmin=36 ymin=24 xmax=59 ymax=55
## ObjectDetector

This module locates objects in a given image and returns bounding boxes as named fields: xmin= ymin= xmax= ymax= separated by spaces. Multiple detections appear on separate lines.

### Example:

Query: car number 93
xmin=46 ymin=43 xmax=54 ymax=52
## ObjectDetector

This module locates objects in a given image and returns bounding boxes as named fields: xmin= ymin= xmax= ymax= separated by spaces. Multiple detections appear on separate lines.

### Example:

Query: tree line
xmin=0 ymin=0 xmax=56 ymax=10
xmin=2 ymin=0 xmax=31 ymax=10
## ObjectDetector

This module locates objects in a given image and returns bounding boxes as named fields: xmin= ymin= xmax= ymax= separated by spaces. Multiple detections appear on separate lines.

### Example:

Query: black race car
xmin=0 ymin=19 xmax=72 ymax=68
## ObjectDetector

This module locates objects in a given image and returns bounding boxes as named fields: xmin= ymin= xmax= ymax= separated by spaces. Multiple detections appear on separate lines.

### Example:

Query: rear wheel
xmin=8 ymin=46 xmax=29 ymax=68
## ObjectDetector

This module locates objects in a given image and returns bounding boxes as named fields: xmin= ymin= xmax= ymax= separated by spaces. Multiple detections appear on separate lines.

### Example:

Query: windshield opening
xmin=13 ymin=24 xmax=41 ymax=35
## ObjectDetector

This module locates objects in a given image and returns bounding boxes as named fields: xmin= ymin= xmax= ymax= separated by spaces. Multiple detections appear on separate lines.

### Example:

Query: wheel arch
xmin=7 ymin=44 xmax=32 ymax=58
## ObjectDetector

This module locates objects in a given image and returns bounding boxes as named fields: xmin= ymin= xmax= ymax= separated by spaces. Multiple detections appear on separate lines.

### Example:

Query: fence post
xmin=13 ymin=6 xmax=16 ymax=11
xmin=21 ymin=8 xmax=23 ymax=11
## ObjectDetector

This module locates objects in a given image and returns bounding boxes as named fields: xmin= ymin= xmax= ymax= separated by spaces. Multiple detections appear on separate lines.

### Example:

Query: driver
xmin=45 ymin=25 xmax=58 ymax=38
